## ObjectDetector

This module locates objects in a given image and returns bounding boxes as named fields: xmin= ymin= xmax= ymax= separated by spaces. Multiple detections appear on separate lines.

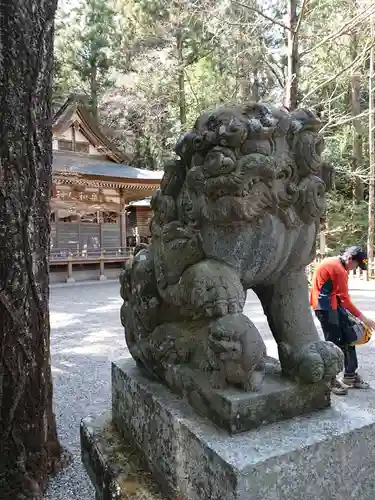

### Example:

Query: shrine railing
xmin=49 ymin=246 xmax=136 ymax=282
xmin=49 ymin=246 xmax=133 ymax=262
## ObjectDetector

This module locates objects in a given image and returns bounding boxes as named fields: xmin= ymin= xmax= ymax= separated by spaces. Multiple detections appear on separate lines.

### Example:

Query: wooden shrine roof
xmin=52 ymin=95 xmax=164 ymax=189
xmin=53 ymin=94 xmax=129 ymax=164
xmin=53 ymin=151 xmax=163 ymax=185
xmin=128 ymin=197 xmax=152 ymax=207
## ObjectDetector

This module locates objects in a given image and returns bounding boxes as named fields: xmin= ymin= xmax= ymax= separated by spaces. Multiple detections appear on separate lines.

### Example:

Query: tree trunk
xmin=349 ymin=1 xmax=364 ymax=203
xmin=176 ymin=30 xmax=187 ymax=128
xmin=0 ymin=1 xmax=67 ymax=498
xmin=251 ymin=68 xmax=261 ymax=102
xmin=90 ymin=64 xmax=99 ymax=120
xmin=368 ymin=13 xmax=375 ymax=280
xmin=350 ymin=72 xmax=364 ymax=202
xmin=284 ymin=0 xmax=299 ymax=110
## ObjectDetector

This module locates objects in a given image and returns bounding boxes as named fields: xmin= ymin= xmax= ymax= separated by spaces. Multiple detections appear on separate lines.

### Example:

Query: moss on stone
xmin=98 ymin=422 xmax=167 ymax=500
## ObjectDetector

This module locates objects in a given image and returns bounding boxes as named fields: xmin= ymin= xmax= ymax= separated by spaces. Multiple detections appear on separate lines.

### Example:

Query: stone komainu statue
xmin=120 ymin=102 xmax=343 ymax=392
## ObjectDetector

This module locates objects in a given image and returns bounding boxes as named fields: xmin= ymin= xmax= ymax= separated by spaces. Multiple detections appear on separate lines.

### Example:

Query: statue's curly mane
xmin=150 ymin=102 xmax=332 ymax=235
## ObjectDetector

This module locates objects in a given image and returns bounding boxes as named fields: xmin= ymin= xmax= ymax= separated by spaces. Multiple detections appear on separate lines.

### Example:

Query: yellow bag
xmin=350 ymin=321 xmax=373 ymax=346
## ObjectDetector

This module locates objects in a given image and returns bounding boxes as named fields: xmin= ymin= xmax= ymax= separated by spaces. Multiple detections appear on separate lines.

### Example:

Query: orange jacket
xmin=309 ymin=257 xmax=361 ymax=317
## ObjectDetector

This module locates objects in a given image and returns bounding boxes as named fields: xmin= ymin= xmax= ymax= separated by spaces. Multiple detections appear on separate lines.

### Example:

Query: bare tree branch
xmin=263 ymin=58 xmax=285 ymax=88
xmin=319 ymin=88 xmax=375 ymax=133
xmin=301 ymin=40 xmax=375 ymax=104
xmin=184 ymin=68 xmax=201 ymax=108
xmin=231 ymin=0 xmax=291 ymax=32
xmin=300 ymin=4 xmax=375 ymax=57
xmin=295 ymin=0 xmax=310 ymax=35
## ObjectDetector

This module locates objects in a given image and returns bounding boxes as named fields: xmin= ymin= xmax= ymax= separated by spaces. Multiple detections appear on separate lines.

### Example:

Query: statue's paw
xmin=280 ymin=340 xmax=344 ymax=383
xmin=149 ymin=323 xmax=192 ymax=366
xmin=209 ymin=370 xmax=228 ymax=390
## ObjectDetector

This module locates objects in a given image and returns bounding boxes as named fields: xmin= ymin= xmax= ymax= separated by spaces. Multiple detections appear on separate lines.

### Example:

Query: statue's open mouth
xmin=199 ymin=180 xmax=274 ymax=224
xmin=185 ymin=150 xmax=277 ymax=223
xmin=210 ymin=176 xmax=268 ymax=201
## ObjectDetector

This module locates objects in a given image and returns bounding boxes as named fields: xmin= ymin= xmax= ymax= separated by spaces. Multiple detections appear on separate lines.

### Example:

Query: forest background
xmin=54 ymin=0 xmax=375 ymax=255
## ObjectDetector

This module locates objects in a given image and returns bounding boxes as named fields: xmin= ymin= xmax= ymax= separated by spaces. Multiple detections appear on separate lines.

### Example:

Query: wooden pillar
xmin=99 ymin=254 xmax=106 ymax=280
xmin=97 ymin=210 xmax=103 ymax=250
xmin=319 ymin=231 xmax=326 ymax=258
xmin=72 ymin=124 xmax=77 ymax=152
xmin=55 ymin=210 xmax=60 ymax=248
xmin=319 ymin=217 xmax=327 ymax=259
xmin=66 ymin=255 xmax=75 ymax=283
xmin=119 ymin=188 xmax=127 ymax=251
xmin=135 ymin=226 xmax=140 ymax=246
xmin=77 ymin=214 xmax=81 ymax=256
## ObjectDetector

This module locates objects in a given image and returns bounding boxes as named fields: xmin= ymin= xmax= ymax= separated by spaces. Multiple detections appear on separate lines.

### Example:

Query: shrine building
xmin=50 ymin=95 xmax=162 ymax=282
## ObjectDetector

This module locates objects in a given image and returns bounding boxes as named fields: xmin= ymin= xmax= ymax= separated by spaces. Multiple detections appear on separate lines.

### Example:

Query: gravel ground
xmin=44 ymin=280 xmax=128 ymax=500
xmin=43 ymin=278 xmax=375 ymax=500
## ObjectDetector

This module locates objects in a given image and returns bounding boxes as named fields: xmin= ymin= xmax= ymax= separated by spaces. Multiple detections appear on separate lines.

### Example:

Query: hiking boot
xmin=329 ymin=377 xmax=348 ymax=395
xmin=343 ymin=373 xmax=370 ymax=389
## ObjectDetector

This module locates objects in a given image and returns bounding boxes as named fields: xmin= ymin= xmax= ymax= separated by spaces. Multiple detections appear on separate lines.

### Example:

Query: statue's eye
xmin=277 ymin=171 xmax=287 ymax=181
xmin=193 ymin=137 xmax=203 ymax=149
xmin=207 ymin=117 xmax=216 ymax=130
xmin=230 ymin=123 xmax=241 ymax=132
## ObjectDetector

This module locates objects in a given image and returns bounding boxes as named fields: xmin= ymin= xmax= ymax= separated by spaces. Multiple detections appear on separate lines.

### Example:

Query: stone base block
xmin=111 ymin=359 xmax=375 ymax=500
xmin=80 ymin=411 xmax=166 ymax=500
xmin=159 ymin=360 xmax=330 ymax=433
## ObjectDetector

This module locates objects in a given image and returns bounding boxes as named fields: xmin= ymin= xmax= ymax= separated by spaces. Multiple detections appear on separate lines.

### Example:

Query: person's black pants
xmin=315 ymin=310 xmax=358 ymax=376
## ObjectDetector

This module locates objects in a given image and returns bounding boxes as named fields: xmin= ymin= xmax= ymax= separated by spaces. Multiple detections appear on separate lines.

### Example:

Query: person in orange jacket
xmin=310 ymin=246 xmax=375 ymax=395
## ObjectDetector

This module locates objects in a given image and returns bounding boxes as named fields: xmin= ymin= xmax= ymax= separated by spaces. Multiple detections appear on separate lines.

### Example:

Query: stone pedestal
xmin=157 ymin=360 xmax=330 ymax=434
xmin=81 ymin=412 xmax=166 ymax=500
xmin=104 ymin=359 xmax=375 ymax=500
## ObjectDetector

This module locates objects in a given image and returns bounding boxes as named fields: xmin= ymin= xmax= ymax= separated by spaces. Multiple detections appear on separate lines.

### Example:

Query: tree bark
xmin=251 ymin=67 xmax=261 ymax=102
xmin=367 ymin=13 xmax=375 ymax=280
xmin=350 ymin=72 xmax=364 ymax=202
xmin=176 ymin=29 xmax=187 ymax=128
xmin=284 ymin=0 xmax=299 ymax=110
xmin=349 ymin=0 xmax=364 ymax=203
xmin=0 ymin=1 xmax=68 ymax=498
xmin=90 ymin=63 xmax=99 ymax=120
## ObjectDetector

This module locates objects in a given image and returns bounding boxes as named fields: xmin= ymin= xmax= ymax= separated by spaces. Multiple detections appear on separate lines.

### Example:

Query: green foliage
xmin=54 ymin=0 xmax=375 ymax=247
xmin=54 ymin=0 xmax=127 ymax=116
xmin=326 ymin=194 xmax=369 ymax=254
